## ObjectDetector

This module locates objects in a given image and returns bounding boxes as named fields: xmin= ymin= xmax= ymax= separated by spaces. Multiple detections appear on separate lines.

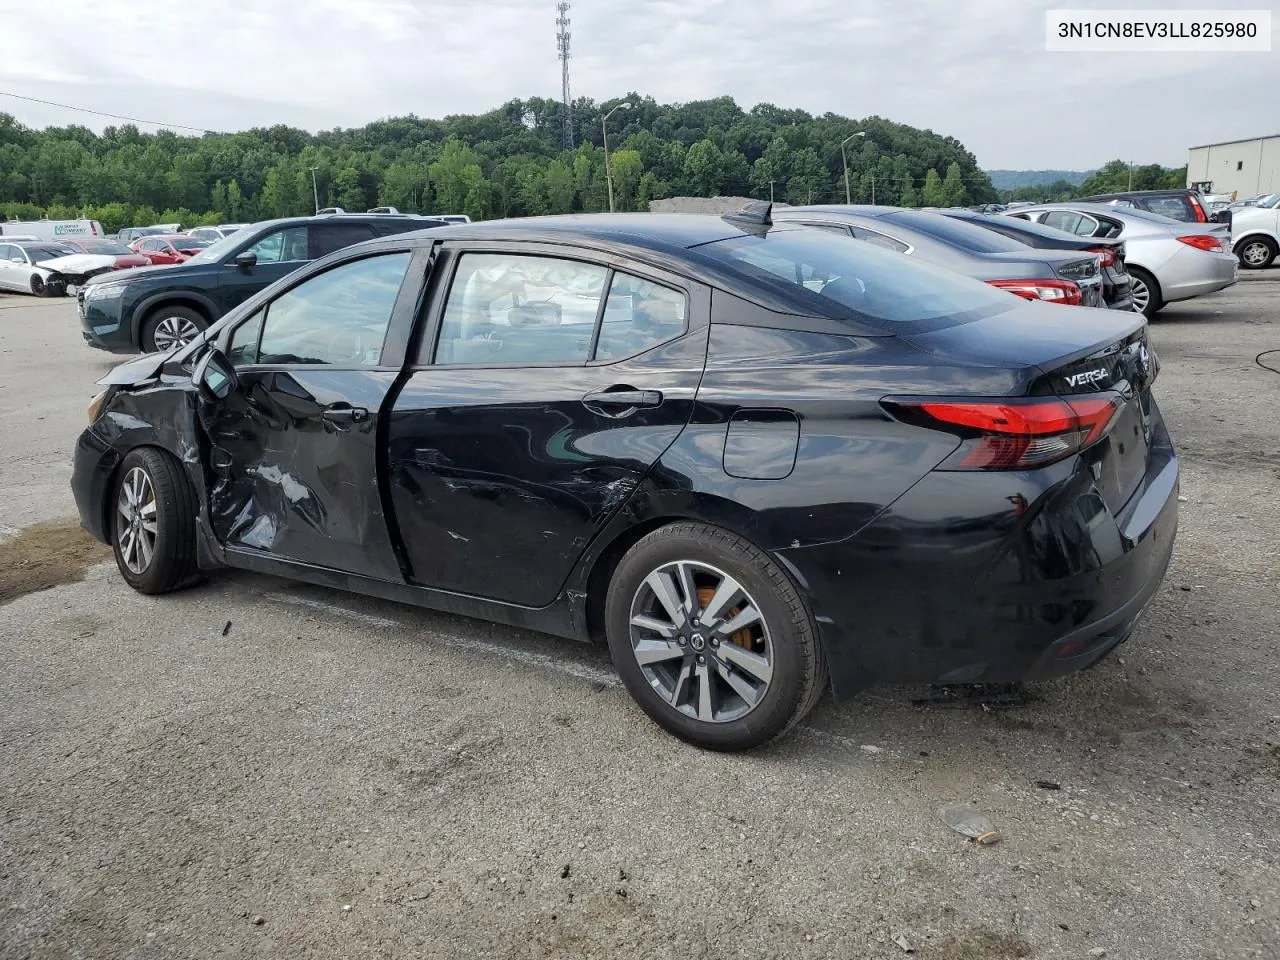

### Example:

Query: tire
xmin=1236 ymin=236 xmax=1277 ymax=270
xmin=30 ymin=274 xmax=49 ymax=297
xmin=1126 ymin=266 xmax=1163 ymax=318
xmin=141 ymin=305 xmax=207 ymax=353
xmin=604 ymin=522 xmax=828 ymax=751
xmin=111 ymin=447 xmax=200 ymax=595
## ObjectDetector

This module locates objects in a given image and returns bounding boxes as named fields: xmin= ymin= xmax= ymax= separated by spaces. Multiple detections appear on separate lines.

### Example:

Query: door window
xmin=593 ymin=273 xmax=687 ymax=361
xmin=434 ymin=253 xmax=609 ymax=365
xmin=803 ymin=222 xmax=854 ymax=238
xmin=247 ymin=227 xmax=309 ymax=264
xmin=1043 ymin=211 xmax=1100 ymax=236
xmin=310 ymin=223 xmax=377 ymax=258
xmin=0 ymin=244 xmax=16 ymax=261
xmin=237 ymin=252 xmax=411 ymax=366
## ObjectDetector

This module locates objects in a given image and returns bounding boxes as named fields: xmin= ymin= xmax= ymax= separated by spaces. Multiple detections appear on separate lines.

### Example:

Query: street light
xmin=602 ymin=101 xmax=632 ymax=213
xmin=841 ymin=131 xmax=867 ymax=205
xmin=309 ymin=167 xmax=320 ymax=214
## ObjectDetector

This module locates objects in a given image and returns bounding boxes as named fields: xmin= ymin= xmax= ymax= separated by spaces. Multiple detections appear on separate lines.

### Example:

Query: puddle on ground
xmin=0 ymin=519 xmax=112 ymax=605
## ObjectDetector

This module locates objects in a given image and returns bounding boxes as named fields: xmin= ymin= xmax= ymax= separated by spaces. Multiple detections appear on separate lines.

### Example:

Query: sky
xmin=0 ymin=0 xmax=1275 ymax=170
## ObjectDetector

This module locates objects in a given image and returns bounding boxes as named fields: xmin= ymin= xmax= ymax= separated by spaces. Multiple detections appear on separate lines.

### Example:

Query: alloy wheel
xmin=152 ymin=316 xmax=201 ymax=351
xmin=116 ymin=466 xmax=158 ymax=574
xmin=1129 ymin=276 xmax=1149 ymax=313
xmin=1240 ymin=241 xmax=1272 ymax=267
xmin=628 ymin=560 xmax=774 ymax=723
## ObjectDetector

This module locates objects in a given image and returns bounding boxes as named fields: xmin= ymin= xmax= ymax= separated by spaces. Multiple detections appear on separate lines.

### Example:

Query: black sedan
xmin=72 ymin=209 xmax=1178 ymax=751
xmin=773 ymin=206 xmax=1107 ymax=308
xmin=940 ymin=209 xmax=1134 ymax=311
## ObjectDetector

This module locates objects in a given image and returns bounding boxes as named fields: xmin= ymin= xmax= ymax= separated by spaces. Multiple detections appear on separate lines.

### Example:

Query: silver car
xmin=1004 ymin=203 xmax=1237 ymax=316
xmin=0 ymin=241 xmax=79 ymax=296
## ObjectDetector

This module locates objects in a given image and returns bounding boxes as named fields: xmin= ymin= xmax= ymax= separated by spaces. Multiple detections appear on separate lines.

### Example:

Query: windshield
xmin=82 ymin=241 xmax=133 ymax=255
xmin=185 ymin=231 xmax=244 ymax=264
xmin=882 ymin=210 xmax=1032 ymax=254
xmin=697 ymin=226 xmax=1016 ymax=327
xmin=172 ymin=237 xmax=211 ymax=249
xmin=1258 ymin=194 xmax=1280 ymax=209
xmin=25 ymin=245 xmax=78 ymax=262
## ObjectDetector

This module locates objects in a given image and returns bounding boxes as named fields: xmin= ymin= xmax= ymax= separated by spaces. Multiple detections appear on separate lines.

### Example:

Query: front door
xmin=387 ymin=245 xmax=709 ymax=608
xmin=216 ymin=225 xmax=315 ymax=315
xmin=204 ymin=248 xmax=418 ymax=581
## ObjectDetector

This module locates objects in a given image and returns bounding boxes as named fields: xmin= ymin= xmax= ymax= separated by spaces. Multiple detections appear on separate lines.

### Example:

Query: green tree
xmin=429 ymin=138 xmax=485 ymax=213
xmin=544 ymin=159 xmax=575 ymax=213
xmin=226 ymin=179 xmax=243 ymax=220
xmin=940 ymin=162 xmax=967 ymax=207
xmin=682 ymin=138 xmax=726 ymax=195
xmin=333 ymin=167 xmax=367 ymax=210
xmin=921 ymin=168 xmax=945 ymax=207
xmin=608 ymin=149 xmax=643 ymax=211
xmin=899 ymin=182 xmax=920 ymax=207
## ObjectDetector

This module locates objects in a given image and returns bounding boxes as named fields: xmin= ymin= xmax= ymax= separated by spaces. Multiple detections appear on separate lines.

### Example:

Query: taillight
xmin=883 ymin=394 xmax=1123 ymax=470
xmin=986 ymin=278 xmax=1082 ymax=306
xmin=1189 ymin=196 xmax=1207 ymax=222
xmin=1177 ymin=235 xmax=1223 ymax=253
xmin=1088 ymin=246 xmax=1116 ymax=267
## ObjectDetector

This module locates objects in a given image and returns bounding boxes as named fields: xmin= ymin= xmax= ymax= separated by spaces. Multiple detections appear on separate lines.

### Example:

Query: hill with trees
xmin=0 ymin=94 xmax=999 ymax=233
xmin=985 ymin=169 xmax=1092 ymax=191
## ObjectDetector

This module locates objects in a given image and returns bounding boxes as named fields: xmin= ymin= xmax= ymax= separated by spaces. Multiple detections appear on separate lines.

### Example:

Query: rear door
xmin=205 ymin=246 xmax=424 ymax=580
xmin=386 ymin=242 xmax=710 ymax=607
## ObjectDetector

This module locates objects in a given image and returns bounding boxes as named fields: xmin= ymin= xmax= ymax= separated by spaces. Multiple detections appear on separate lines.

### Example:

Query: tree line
xmin=998 ymin=160 xmax=1189 ymax=204
xmin=0 ymin=94 xmax=1001 ymax=233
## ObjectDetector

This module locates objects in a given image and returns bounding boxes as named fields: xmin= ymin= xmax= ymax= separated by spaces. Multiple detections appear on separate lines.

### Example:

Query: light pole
xmin=309 ymin=167 xmax=320 ymax=214
xmin=841 ymin=131 xmax=867 ymax=205
xmin=769 ymin=179 xmax=776 ymax=203
xmin=602 ymin=101 xmax=632 ymax=213
xmin=1127 ymin=161 xmax=1134 ymax=191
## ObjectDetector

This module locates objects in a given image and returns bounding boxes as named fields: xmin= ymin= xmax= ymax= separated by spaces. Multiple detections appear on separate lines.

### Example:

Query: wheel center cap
xmin=690 ymin=634 xmax=706 ymax=651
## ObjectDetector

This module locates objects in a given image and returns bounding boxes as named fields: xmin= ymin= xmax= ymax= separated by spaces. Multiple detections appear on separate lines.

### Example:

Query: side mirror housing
xmin=234 ymin=251 xmax=257 ymax=272
xmin=193 ymin=348 xmax=237 ymax=400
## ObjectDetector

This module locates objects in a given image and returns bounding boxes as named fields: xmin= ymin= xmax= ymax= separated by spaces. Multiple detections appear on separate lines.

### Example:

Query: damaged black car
xmin=72 ymin=210 xmax=1178 ymax=750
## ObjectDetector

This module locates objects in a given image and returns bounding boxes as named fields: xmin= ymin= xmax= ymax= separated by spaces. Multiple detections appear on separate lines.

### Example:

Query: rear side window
xmin=310 ymin=223 xmax=377 ymax=258
xmin=698 ymin=227 xmax=1015 ymax=327
xmin=594 ymin=273 xmax=687 ymax=362
xmin=882 ymin=210 xmax=1028 ymax=253
xmin=850 ymin=226 xmax=910 ymax=253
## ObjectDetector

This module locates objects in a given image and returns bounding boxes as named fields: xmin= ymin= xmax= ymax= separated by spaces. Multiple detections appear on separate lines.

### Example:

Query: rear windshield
xmin=882 ymin=210 xmax=1030 ymax=253
xmin=82 ymin=241 xmax=132 ymax=255
xmin=173 ymin=238 xmax=210 ymax=248
xmin=696 ymin=226 xmax=1016 ymax=328
xmin=958 ymin=214 xmax=1086 ymax=248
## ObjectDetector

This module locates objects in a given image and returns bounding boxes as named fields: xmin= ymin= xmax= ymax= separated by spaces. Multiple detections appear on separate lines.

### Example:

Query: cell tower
xmin=556 ymin=2 xmax=573 ymax=149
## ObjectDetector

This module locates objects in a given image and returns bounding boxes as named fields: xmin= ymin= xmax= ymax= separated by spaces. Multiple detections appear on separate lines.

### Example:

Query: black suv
xmin=1075 ymin=189 xmax=1229 ymax=225
xmin=80 ymin=214 xmax=447 ymax=353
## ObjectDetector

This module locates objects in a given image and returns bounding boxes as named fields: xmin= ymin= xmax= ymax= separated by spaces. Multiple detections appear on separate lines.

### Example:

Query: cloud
xmin=0 ymin=0 xmax=1274 ymax=169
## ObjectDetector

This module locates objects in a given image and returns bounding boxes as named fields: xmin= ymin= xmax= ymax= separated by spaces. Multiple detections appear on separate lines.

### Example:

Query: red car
xmin=59 ymin=239 xmax=151 ymax=271
xmin=129 ymin=234 xmax=211 ymax=265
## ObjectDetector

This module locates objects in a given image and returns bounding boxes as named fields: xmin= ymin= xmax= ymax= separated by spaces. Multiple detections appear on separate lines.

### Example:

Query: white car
xmin=1228 ymin=193 xmax=1280 ymax=269
xmin=0 ymin=241 xmax=117 ymax=296
xmin=1004 ymin=203 xmax=1237 ymax=316
xmin=186 ymin=224 xmax=248 ymax=242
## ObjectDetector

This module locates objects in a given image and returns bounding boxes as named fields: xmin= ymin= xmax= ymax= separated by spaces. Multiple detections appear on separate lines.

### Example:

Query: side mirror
xmin=193 ymin=348 xmax=237 ymax=401
xmin=235 ymin=251 xmax=257 ymax=272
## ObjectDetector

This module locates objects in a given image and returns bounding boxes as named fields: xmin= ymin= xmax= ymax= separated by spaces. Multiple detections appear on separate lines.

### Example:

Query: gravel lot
xmin=2 ymin=276 xmax=1278 ymax=960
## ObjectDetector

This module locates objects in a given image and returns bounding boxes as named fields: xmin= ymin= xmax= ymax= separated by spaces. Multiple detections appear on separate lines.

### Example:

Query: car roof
xmin=777 ymin=204 xmax=901 ymax=220
xmin=1079 ymin=189 xmax=1194 ymax=199
xmin=395 ymin=213 xmax=761 ymax=253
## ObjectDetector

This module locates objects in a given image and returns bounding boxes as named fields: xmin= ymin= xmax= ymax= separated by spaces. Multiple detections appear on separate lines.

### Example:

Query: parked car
xmin=117 ymin=226 xmax=172 ymax=244
xmin=1076 ymin=188 xmax=1228 ymax=225
xmin=772 ymin=206 xmax=1106 ymax=307
xmin=187 ymin=224 xmax=248 ymax=242
xmin=129 ymin=235 xmax=211 ymax=265
xmin=79 ymin=213 xmax=450 ymax=353
xmin=0 ymin=241 xmax=81 ymax=295
xmin=0 ymin=218 xmax=106 ymax=242
xmin=941 ymin=210 xmax=1133 ymax=311
xmin=72 ymin=210 xmax=1178 ymax=750
xmin=1227 ymin=193 xmax=1280 ymax=269
xmin=58 ymin=239 xmax=151 ymax=272
xmin=1005 ymin=203 xmax=1237 ymax=315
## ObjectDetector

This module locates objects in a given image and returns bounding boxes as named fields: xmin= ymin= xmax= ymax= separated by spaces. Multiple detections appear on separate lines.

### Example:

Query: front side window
xmin=243 ymin=253 xmax=411 ymax=366
xmin=227 ymin=310 xmax=264 ymax=366
xmin=247 ymin=227 xmax=309 ymax=264
xmin=434 ymin=253 xmax=609 ymax=365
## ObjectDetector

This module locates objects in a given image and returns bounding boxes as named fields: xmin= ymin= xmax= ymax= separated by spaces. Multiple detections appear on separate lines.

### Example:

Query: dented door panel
xmin=203 ymin=368 xmax=404 ymax=582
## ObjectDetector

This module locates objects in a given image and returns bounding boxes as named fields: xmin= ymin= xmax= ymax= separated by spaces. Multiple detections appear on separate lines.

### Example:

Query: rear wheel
xmin=111 ymin=448 xmax=200 ymax=594
xmin=1236 ymin=236 xmax=1277 ymax=270
xmin=142 ymin=305 xmax=207 ymax=353
xmin=604 ymin=522 xmax=828 ymax=751
xmin=1127 ymin=266 xmax=1163 ymax=317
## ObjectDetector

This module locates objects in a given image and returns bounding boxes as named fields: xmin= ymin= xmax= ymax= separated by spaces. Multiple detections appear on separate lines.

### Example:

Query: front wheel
xmin=604 ymin=522 xmax=828 ymax=751
xmin=1236 ymin=237 xmax=1277 ymax=270
xmin=142 ymin=306 xmax=207 ymax=353
xmin=111 ymin=448 xmax=200 ymax=594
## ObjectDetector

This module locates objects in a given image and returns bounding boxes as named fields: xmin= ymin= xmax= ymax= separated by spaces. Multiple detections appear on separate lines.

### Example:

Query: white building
xmin=1187 ymin=135 xmax=1280 ymax=199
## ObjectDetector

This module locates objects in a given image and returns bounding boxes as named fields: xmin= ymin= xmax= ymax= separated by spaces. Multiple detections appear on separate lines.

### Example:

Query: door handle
xmin=582 ymin=388 xmax=663 ymax=409
xmin=322 ymin=403 xmax=370 ymax=423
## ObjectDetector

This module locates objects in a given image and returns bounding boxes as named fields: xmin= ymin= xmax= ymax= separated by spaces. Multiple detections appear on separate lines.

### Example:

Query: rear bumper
xmin=778 ymin=403 xmax=1179 ymax=696
xmin=1159 ymin=248 xmax=1238 ymax=302
xmin=72 ymin=427 xmax=119 ymax=544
